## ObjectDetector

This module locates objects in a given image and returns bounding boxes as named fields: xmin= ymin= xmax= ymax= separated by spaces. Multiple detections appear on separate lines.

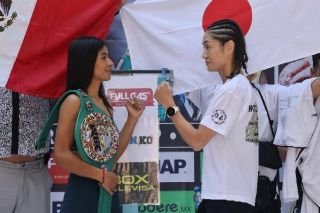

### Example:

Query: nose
xmin=107 ymin=58 xmax=114 ymax=67
xmin=202 ymin=52 xmax=207 ymax=60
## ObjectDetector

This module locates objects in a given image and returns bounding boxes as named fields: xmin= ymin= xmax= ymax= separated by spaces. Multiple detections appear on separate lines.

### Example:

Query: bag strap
xmin=35 ymin=90 xmax=83 ymax=150
xmin=252 ymin=83 xmax=282 ymax=192
xmin=251 ymin=83 xmax=283 ymax=194
xmin=251 ymin=83 xmax=275 ymax=140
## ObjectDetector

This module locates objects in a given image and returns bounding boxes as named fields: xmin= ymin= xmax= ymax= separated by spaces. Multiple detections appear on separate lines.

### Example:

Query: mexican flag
xmin=0 ymin=0 xmax=120 ymax=98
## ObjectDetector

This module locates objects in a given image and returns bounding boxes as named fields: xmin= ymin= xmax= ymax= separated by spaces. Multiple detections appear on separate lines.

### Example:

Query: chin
xmin=104 ymin=73 xmax=111 ymax=80
xmin=207 ymin=67 xmax=216 ymax=72
xmin=205 ymin=64 xmax=213 ymax=71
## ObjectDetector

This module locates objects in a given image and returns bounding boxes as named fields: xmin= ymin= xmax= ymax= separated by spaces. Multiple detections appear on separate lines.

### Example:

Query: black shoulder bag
xmin=252 ymin=83 xmax=282 ymax=213
xmin=251 ymin=83 xmax=282 ymax=169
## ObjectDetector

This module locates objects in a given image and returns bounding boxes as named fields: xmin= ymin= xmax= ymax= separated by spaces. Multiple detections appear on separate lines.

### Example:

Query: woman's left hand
xmin=125 ymin=98 xmax=145 ymax=119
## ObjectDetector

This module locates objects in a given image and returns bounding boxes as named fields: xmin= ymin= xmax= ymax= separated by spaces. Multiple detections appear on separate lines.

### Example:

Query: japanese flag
xmin=121 ymin=0 xmax=320 ymax=94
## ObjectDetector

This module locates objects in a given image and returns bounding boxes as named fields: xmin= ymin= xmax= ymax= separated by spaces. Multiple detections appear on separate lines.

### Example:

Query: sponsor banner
xmin=159 ymin=152 xmax=194 ymax=183
xmin=115 ymin=162 xmax=159 ymax=205
xmin=50 ymin=192 xmax=64 ymax=213
xmin=104 ymin=74 xmax=159 ymax=162
xmin=278 ymin=56 xmax=313 ymax=85
xmin=160 ymin=123 xmax=198 ymax=149
xmin=47 ymin=153 xmax=69 ymax=185
xmin=48 ymin=123 xmax=57 ymax=150
xmin=104 ymin=73 xmax=159 ymax=204
xmin=138 ymin=191 xmax=195 ymax=213
xmin=107 ymin=88 xmax=154 ymax=107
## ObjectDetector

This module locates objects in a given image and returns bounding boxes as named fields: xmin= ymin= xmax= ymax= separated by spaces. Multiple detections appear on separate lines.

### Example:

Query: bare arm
xmin=170 ymin=112 xmax=215 ymax=151
xmin=311 ymin=78 xmax=320 ymax=98
xmin=278 ymin=147 xmax=287 ymax=162
xmin=154 ymin=83 xmax=215 ymax=151
xmin=54 ymin=94 xmax=117 ymax=194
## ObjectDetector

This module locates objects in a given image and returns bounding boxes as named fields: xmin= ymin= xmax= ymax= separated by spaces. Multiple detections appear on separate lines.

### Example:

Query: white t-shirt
xmin=200 ymin=74 xmax=259 ymax=206
xmin=299 ymin=98 xmax=320 ymax=209
xmin=274 ymin=78 xmax=317 ymax=147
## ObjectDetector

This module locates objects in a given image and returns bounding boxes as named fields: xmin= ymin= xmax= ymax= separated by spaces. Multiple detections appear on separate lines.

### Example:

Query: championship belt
xmin=36 ymin=90 xmax=120 ymax=213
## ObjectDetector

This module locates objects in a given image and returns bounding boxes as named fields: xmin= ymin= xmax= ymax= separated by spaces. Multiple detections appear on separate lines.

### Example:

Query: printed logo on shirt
xmin=246 ymin=104 xmax=259 ymax=143
xmin=248 ymin=104 xmax=258 ymax=112
xmin=211 ymin=109 xmax=227 ymax=124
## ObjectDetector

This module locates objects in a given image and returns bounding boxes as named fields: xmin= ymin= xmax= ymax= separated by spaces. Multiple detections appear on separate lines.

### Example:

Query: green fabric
xmin=36 ymin=90 xmax=117 ymax=213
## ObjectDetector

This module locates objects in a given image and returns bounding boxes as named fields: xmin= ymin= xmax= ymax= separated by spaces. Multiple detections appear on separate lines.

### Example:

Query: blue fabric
xmin=61 ymin=174 xmax=99 ymax=213
xmin=61 ymin=174 xmax=123 ymax=213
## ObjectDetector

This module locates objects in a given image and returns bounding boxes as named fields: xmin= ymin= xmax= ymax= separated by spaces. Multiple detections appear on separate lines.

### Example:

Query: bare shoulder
xmin=62 ymin=94 xmax=81 ymax=104
xmin=59 ymin=94 xmax=81 ymax=116
xmin=311 ymin=77 xmax=320 ymax=98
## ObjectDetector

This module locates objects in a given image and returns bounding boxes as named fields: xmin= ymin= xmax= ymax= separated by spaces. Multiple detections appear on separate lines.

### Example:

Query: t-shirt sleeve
xmin=200 ymin=87 xmax=248 ymax=136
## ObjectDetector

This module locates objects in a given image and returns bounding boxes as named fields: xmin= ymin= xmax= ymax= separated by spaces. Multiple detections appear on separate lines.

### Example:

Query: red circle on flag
xmin=202 ymin=0 xmax=252 ymax=36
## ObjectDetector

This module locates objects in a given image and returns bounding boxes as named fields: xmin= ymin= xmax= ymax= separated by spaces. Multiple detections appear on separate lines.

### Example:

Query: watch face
xmin=166 ymin=107 xmax=176 ymax=116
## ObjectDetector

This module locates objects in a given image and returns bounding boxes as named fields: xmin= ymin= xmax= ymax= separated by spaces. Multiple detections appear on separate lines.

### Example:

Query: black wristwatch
xmin=166 ymin=106 xmax=179 ymax=117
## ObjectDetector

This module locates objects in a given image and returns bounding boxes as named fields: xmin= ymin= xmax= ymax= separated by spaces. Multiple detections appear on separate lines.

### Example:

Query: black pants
xmin=197 ymin=199 xmax=254 ymax=213
xmin=255 ymin=176 xmax=281 ymax=213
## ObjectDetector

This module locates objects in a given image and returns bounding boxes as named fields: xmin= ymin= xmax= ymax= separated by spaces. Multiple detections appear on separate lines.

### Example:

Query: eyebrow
xmin=202 ymin=40 xmax=209 ymax=46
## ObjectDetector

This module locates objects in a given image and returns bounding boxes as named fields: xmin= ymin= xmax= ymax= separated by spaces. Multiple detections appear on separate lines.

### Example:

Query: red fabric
xmin=6 ymin=0 xmax=120 ymax=98
xmin=202 ymin=0 xmax=252 ymax=35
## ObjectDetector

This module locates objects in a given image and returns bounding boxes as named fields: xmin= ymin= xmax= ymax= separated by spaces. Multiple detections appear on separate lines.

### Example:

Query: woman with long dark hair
xmin=54 ymin=36 xmax=145 ymax=213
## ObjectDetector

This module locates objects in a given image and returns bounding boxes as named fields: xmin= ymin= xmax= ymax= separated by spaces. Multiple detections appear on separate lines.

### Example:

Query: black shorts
xmin=197 ymin=199 xmax=254 ymax=213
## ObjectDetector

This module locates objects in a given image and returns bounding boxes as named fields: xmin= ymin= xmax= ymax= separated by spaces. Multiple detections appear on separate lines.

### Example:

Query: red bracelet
xmin=99 ymin=169 xmax=105 ymax=185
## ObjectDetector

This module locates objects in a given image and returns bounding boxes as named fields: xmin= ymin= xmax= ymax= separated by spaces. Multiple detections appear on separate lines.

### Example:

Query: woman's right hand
xmin=154 ymin=82 xmax=175 ymax=108
xmin=100 ymin=169 xmax=118 ymax=195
